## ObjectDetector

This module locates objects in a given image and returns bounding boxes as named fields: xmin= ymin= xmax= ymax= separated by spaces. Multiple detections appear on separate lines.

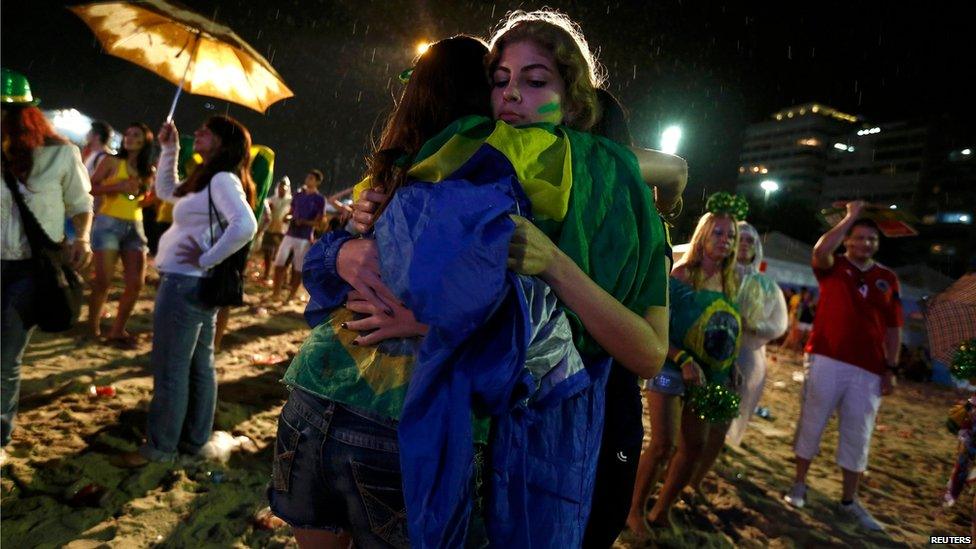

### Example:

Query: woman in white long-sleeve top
xmin=726 ymin=222 xmax=789 ymax=446
xmin=123 ymin=116 xmax=257 ymax=466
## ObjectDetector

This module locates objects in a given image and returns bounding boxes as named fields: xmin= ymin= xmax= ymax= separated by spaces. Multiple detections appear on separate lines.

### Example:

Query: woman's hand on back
xmin=336 ymin=237 xmax=400 ymax=315
xmin=351 ymin=188 xmax=388 ymax=233
xmin=342 ymin=290 xmax=428 ymax=345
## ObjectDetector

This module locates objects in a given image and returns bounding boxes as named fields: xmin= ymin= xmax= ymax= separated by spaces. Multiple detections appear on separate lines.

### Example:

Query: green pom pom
xmin=951 ymin=339 xmax=976 ymax=381
xmin=687 ymin=383 xmax=741 ymax=423
xmin=705 ymin=192 xmax=749 ymax=221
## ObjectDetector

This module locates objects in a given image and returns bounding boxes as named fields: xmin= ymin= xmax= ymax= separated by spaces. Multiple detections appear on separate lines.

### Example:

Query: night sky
xmin=2 ymin=1 xmax=972 ymax=198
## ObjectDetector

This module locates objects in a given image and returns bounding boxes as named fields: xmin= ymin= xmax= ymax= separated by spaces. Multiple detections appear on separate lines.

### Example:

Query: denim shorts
xmin=644 ymin=363 xmax=686 ymax=396
xmin=92 ymin=214 xmax=148 ymax=252
xmin=268 ymin=388 xmax=410 ymax=548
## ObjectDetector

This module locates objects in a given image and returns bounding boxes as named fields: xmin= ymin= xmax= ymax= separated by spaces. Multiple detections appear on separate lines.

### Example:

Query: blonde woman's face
xmin=491 ymin=40 xmax=567 ymax=126
xmin=704 ymin=216 xmax=736 ymax=261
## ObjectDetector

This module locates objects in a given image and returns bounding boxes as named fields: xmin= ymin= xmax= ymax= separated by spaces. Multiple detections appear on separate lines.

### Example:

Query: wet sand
xmin=1 ymin=266 xmax=969 ymax=547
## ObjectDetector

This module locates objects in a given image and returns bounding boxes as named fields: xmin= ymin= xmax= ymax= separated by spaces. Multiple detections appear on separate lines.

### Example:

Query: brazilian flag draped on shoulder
xmin=285 ymin=115 xmax=667 ymax=547
xmin=289 ymin=115 xmax=665 ymax=420
xmin=370 ymin=115 xmax=669 ymax=352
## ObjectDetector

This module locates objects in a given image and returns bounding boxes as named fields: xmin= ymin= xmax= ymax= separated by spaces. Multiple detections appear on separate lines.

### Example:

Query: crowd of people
xmin=1 ymin=8 xmax=910 ymax=548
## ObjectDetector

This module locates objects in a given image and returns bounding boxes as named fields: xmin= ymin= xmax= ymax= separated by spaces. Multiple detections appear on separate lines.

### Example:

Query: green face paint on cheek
xmin=537 ymin=102 xmax=560 ymax=114
xmin=536 ymin=101 xmax=563 ymax=124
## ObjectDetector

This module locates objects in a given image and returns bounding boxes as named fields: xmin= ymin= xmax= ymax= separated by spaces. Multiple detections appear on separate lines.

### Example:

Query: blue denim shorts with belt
xmin=268 ymin=387 xmax=410 ymax=548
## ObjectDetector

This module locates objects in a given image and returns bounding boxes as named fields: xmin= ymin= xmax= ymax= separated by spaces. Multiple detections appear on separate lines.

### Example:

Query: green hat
xmin=1 ymin=69 xmax=40 ymax=106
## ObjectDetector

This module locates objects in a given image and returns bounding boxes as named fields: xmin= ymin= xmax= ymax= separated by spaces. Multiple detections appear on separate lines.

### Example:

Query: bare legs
xmin=687 ymin=420 xmax=732 ymax=493
xmin=214 ymin=307 xmax=230 ymax=352
xmin=88 ymin=247 xmax=147 ymax=342
xmin=107 ymin=250 xmax=146 ymax=339
xmin=646 ymin=405 xmax=709 ymax=526
xmin=627 ymin=391 xmax=679 ymax=533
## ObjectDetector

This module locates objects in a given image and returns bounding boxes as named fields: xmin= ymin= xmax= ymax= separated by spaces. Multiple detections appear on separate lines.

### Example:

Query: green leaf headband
xmin=705 ymin=192 xmax=749 ymax=221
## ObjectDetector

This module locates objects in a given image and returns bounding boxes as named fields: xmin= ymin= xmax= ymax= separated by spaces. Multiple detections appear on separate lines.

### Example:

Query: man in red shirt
xmin=783 ymin=201 xmax=902 ymax=532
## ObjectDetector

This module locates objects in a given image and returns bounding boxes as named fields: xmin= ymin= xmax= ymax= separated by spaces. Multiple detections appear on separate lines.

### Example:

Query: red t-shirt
xmin=805 ymin=255 xmax=904 ymax=375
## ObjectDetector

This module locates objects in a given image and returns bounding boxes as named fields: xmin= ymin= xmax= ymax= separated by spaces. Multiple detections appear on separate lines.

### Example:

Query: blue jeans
xmin=268 ymin=388 xmax=410 ymax=548
xmin=91 ymin=214 xmax=148 ymax=252
xmin=140 ymin=273 xmax=218 ymax=461
xmin=1 ymin=260 xmax=36 ymax=447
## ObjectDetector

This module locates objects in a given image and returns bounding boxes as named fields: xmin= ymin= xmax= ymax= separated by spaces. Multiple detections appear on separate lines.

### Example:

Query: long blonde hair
xmin=487 ymin=10 xmax=605 ymax=130
xmin=678 ymin=212 xmax=740 ymax=300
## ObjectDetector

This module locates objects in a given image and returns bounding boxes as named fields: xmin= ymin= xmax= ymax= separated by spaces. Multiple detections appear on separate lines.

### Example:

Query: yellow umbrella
xmin=69 ymin=0 xmax=293 ymax=118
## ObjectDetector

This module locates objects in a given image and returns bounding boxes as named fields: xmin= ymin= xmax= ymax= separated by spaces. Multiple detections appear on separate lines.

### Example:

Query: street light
xmin=660 ymin=125 xmax=682 ymax=155
xmin=760 ymin=179 xmax=780 ymax=201
xmin=416 ymin=42 xmax=431 ymax=56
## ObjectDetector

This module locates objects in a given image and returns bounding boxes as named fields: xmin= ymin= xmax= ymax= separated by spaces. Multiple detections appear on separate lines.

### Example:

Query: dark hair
xmin=366 ymin=35 xmax=491 ymax=203
xmin=174 ymin=115 xmax=255 ymax=208
xmin=847 ymin=218 xmax=881 ymax=237
xmin=90 ymin=120 xmax=113 ymax=144
xmin=117 ymin=122 xmax=154 ymax=179
xmin=307 ymin=169 xmax=324 ymax=182
xmin=0 ymin=105 xmax=68 ymax=183
xmin=592 ymin=89 xmax=632 ymax=146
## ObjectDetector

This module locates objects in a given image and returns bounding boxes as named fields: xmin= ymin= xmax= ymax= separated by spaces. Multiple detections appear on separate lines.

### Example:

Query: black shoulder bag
xmin=198 ymin=179 xmax=251 ymax=307
xmin=2 ymin=170 xmax=85 ymax=332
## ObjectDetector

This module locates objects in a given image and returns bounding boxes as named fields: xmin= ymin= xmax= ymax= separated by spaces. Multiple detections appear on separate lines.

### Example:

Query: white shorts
xmin=793 ymin=353 xmax=882 ymax=473
xmin=273 ymin=235 xmax=312 ymax=271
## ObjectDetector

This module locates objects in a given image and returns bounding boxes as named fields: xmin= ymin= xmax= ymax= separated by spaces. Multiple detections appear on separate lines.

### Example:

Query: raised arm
xmin=813 ymin=200 xmax=865 ymax=270
xmin=154 ymin=121 xmax=181 ymax=202
xmin=629 ymin=147 xmax=688 ymax=214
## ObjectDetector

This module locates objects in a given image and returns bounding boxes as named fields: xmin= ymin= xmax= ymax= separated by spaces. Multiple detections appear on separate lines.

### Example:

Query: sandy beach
xmin=1 ymin=264 xmax=970 ymax=548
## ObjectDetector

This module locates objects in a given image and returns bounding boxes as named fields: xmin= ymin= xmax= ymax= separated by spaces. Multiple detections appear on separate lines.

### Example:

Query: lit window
xmin=940 ymin=212 xmax=974 ymax=225
xmin=797 ymin=138 xmax=821 ymax=147
xmin=834 ymin=143 xmax=849 ymax=151
xmin=963 ymin=149 xmax=972 ymax=156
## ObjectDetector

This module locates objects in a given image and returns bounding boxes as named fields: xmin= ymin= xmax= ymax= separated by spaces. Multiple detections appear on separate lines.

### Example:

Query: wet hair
xmin=174 ymin=115 xmax=255 ymax=208
xmin=366 ymin=35 xmax=491 ymax=203
xmin=90 ymin=120 xmax=113 ymax=144
xmin=679 ymin=212 xmax=739 ymax=300
xmin=0 ymin=105 xmax=68 ymax=184
xmin=847 ymin=218 xmax=881 ymax=238
xmin=592 ymin=89 xmax=632 ymax=145
xmin=307 ymin=169 xmax=324 ymax=183
xmin=116 ymin=122 xmax=155 ymax=180
xmin=488 ymin=10 xmax=605 ymax=130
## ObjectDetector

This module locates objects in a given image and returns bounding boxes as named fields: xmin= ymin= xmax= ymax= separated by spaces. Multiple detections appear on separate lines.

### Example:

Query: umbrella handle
xmin=165 ymin=85 xmax=184 ymax=123
xmin=165 ymin=32 xmax=199 ymax=122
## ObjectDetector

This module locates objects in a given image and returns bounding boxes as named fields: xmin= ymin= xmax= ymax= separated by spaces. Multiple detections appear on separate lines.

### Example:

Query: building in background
xmin=737 ymin=106 xmax=975 ymax=277
xmin=736 ymin=103 xmax=860 ymax=202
